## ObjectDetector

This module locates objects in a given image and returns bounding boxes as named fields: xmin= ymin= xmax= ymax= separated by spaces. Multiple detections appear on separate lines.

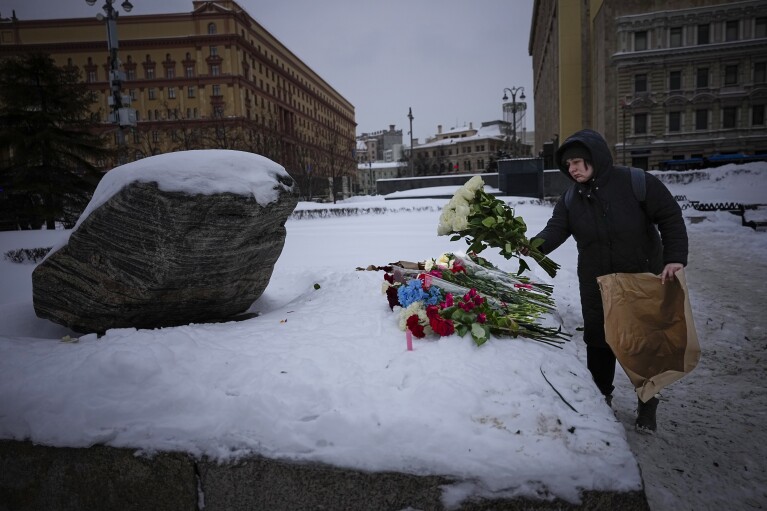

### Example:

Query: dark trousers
xmin=587 ymin=346 xmax=616 ymax=396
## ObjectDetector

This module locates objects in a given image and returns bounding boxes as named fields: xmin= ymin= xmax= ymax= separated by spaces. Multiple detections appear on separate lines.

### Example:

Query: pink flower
xmin=477 ymin=313 xmax=487 ymax=324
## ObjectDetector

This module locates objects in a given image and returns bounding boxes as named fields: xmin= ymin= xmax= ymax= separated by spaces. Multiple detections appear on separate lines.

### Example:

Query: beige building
xmin=411 ymin=121 xmax=519 ymax=175
xmin=0 ymin=0 xmax=357 ymax=199
xmin=356 ymin=161 xmax=407 ymax=196
xmin=529 ymin=0 xmax=767 ymax=170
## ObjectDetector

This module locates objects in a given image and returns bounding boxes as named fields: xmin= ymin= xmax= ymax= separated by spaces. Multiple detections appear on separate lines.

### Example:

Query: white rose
xmin=465 ymin=175 xmax=484 ymax=192
xmin=452 ymin=215 xmax=469 ymax=232
xmin=435 ymin=253 xmax=451 ymax=269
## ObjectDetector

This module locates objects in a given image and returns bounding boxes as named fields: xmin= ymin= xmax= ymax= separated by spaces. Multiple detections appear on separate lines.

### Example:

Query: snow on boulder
xmin=32 ymin=150 xmax=299 ymax=334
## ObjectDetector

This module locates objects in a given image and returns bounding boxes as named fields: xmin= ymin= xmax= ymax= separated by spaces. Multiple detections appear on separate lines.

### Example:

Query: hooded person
xmin=529 ymin=129 xmax=688 ymax=431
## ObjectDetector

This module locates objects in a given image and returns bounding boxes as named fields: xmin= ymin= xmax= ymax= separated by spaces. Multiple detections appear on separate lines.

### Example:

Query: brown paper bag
xmin=597 ymin=269 xmax=700 ymax=402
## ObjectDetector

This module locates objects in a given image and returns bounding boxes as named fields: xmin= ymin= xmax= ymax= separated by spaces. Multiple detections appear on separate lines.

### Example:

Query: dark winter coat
xmin=534 ymin=129 xmax=688 ymax=348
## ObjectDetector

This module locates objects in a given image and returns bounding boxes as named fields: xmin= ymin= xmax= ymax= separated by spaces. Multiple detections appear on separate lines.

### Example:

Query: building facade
xmin=411 ymin=122 xmax=512 ymax=175
xmin=0 ymin=0 xmax=357 ymax=199
xmin=356 ymin=161 xmax=407 ymax=196
xmin=357 ymin=125 xmax=403 ymax=163
xmin=529 ymin=0 xmax=767 ymax=170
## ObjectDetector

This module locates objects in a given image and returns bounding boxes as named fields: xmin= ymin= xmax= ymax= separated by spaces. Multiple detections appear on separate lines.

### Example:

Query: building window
xmin=148 ymin=88 xmax=157 ymax=100
xmin=211 ymin=64 xmax=220 ymax=76
xmin=669 ymin=27 xmax=683 ymax=48
xmin=634 ymin=31 xmax=647 ymax=51
xmin=132 ymin=129 xmax=140 ymax=143
xmin=725 ymin=20 xmax=739 ymax=42
xmin=152 ymin=130 xmax=159 ymax=143
xmin=668 ymin=111 xmax=682 ymax=132
xmin=634 ymin=113 xmax=648 ymax=134
xmin=188 ymin=86 xmax=196 ymax=98
xmin=634 ymin=74 xmax=648 ymax=93
xmin=753 ymin=105 xmax=765 ymax=126
xmin=87 ymin=70 xmax=96 ymax=83
xmin=127 ymin=69 xmax=136 ymax=80
xmin=695 ymin=109 xmax=708 ymax=130
xmin=185 ymin=66 xmax=194 ymax=78
xmin=756 ymin=17 xmax=767 ymax=38
xmin=146 ymin=67 xmax=155 ymax=79
xmin=168 ymin=87 xmax=176 ymax=99
xmin=212 ymin=84 xmax=221 ymax=96
xmin=724 ymin=65 xmax=738 ymax=86
xmin=696 ymin=67 xmax=709 ymax=88
xmin=697 ymin=24 xmax=710 ymax=45
xmin=722 ymin=106 xmax=737 ymax=129
xmin=210 ymin=46 xmax=218 ymax=56
xmin=754 ymin=62 xmax=766 ymax=84
xmin=166 ymin=67 xmax=175 ymax=79
xmin=669 ymin=70 xmax=682 ymax=91
xmin=207 ymin=22 xmax=217 ymax=35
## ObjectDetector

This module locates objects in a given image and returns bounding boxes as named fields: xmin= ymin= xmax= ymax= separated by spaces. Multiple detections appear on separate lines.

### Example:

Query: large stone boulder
xmin=32 ymin=150 xmax=299 ymax=333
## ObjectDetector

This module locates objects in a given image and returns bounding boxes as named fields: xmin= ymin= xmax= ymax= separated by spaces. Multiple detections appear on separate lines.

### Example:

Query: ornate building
xmin=0 ymin=0 xmax=357 ymax=199
xmin=529 ymin=0 xmax=767 ymax=170
xmin=411 ymin=121 xmax=520 ymax=175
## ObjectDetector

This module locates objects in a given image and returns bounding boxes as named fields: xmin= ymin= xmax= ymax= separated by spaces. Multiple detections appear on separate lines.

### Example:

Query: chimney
xmin=438 ymin=125 xmax=442 ymax=134
xmin=389 ymin=124 xmax=395 ymax=132
xmin=469 ymin=122 xmax=473 ymax=130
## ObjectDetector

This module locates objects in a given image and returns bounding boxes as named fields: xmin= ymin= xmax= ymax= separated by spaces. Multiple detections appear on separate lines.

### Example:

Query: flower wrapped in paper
xmin=380 ymin=252 xmax=570 ymax=348
xmin=438 ymin=176 xmax=560 ymax=278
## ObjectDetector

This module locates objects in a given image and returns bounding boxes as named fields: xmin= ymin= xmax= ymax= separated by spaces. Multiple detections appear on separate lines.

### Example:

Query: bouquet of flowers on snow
xmin=381 ymin=252 xmax=569 ymax=348
xmin=437 ymin=176 xmax=560 ymax=278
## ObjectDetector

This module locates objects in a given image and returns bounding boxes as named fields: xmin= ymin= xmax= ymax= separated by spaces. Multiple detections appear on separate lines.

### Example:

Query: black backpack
xmin=564 ymin=166 xmax=646 ymax=209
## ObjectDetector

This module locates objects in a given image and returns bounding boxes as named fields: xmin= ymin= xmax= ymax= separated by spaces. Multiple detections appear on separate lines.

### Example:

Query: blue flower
xmin=397 ymin=279 xmax=443 ymax=308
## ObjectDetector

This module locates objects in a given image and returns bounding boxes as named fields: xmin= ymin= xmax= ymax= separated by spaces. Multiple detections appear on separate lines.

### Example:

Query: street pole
xmin=502 ymin=86 xmax=525 ymax=157
xmin=86 ymin=0 xmax=136 ymax=164
xmin=620 ymin=100 xmax=627 ymax=166
xmin=407 ymin=107 xmax=414 ymax=177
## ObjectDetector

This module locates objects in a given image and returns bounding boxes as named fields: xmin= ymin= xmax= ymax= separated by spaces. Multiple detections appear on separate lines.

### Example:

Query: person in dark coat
xmin=530 ymin=129 xmax=688 ymax=431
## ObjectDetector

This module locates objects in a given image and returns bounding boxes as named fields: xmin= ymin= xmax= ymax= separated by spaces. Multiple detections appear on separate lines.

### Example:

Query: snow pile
xmin=1 ymin=158 xmax=765 ymax=508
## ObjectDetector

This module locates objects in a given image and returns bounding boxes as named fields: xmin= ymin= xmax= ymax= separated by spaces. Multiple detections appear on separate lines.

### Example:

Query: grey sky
xmin=3 ymin=0 xmax=535 ymax=142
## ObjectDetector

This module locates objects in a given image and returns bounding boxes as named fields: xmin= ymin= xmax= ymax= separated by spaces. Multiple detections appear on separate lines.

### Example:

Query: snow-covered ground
xmin=0 ymin=158 xmax=766 ymax=509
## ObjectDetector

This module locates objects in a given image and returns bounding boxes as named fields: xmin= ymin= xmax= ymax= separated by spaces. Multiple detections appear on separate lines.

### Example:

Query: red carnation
xmin=429 ymin=313 xmax=455 ymax=336
xmin=451 ymin=261 xmax=466 ymax=274
xmin=406 ymin=315 xmax=426 ymax=338
xmin=384 ymin=273 xmax=395 ymax=284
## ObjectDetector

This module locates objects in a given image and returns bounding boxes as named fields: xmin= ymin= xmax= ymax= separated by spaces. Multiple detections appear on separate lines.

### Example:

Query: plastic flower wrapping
xmin=438 ymin=175 xmax=560 ymax=278
xmin=379 ymin=252 xmax=570 ymax=348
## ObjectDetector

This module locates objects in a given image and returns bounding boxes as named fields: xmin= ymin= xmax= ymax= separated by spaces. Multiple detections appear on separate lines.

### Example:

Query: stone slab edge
xmin=0 ymin=440 xmax=649 ymax=511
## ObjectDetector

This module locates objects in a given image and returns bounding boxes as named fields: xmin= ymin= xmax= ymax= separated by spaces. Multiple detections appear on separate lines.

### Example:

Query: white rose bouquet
xmin=438 ymin=176 xmax=560 ymax=278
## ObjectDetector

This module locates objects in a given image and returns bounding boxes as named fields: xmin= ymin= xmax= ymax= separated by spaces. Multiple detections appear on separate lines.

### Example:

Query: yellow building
xmin=0 ymin=0 xmax=357 ymax=200
xmin=530 ymin=0 xmax=767 ymax=170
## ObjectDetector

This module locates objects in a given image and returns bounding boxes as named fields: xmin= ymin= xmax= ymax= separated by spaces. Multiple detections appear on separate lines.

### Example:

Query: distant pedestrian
xmin=526 ymin=129 xmax=688 ymax=431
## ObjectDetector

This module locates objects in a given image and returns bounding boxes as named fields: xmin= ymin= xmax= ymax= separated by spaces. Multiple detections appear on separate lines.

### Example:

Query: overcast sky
xmin=3 ymin=0 xmax=535 ymax=142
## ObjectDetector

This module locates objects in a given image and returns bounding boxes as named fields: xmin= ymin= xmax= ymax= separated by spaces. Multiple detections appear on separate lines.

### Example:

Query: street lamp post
xmin=502 ymin=86 xmax=525 ymax=157
xmin=86 ymin=0 xmax=137 ymax=162
xmin=407 ymin=107 xmax=414 ymax=177
xmin=620 ymin=99 xmax=628 ymax=166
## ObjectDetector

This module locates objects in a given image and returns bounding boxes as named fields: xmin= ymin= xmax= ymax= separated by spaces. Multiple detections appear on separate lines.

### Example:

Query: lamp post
xmin=86 ymin=0 xmax=136 ymax=162
xmin=620 ymin=99 xmax=628 ymax=166
xmin=407 ymin=107 xmax=414 ymax=177
xmin=502 ymin=86 xmax=525 ymax=157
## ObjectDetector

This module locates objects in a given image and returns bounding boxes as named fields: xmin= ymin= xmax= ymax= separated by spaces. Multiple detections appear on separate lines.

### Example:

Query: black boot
xmin=635 ymin=396 xmax=659 ymax=432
